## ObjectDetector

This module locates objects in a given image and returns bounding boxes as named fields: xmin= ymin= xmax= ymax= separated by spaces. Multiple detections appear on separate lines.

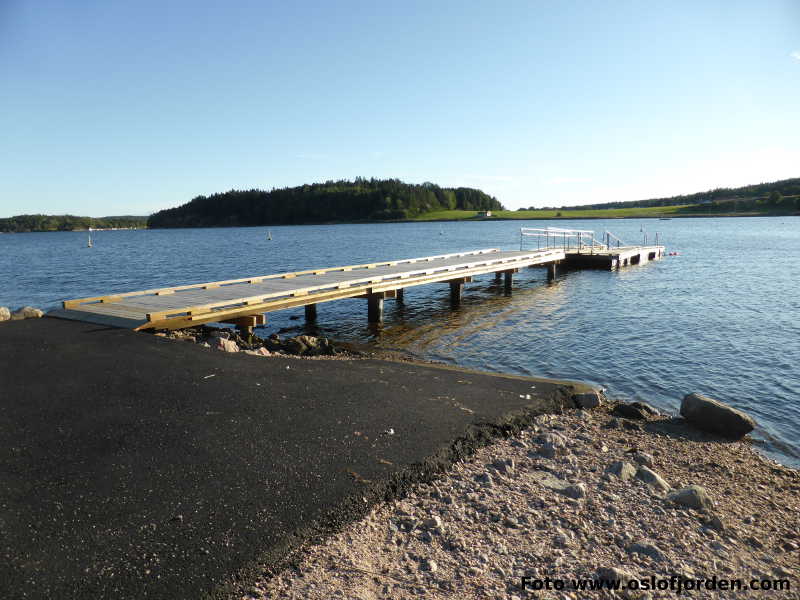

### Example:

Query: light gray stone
xmin=0 ymin=306 xmax=10 ymax=322
xmin=529 ymin=470 xmax=570 ymax=494
xmin=631 ymin=451 xmax=655 ymax=468
xmin=563 ymin=483 xmax=587 ymax=499
xmin=636 ymin=466 xmax=671 ymax=495
xmin=606 ymin=461 xmax=637 ymax=481
xmin=666 ymin=485 xmax=713 ymax=511
xmin=680 ymin=393 xmax=756 ymax=439
xmin=627 ymin=541 xmax=665 ymax=562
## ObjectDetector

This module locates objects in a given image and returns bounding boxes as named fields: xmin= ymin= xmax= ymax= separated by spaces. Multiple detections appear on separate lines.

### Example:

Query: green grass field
xmin=414 ymin=197 xmax=798 ymax=221
xmin=414 ymin=205 xmax=691 ymax=221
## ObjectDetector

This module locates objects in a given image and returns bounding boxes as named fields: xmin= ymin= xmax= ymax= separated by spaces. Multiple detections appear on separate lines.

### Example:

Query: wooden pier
xmin=54 ymin=229 xmax=664 ymax=333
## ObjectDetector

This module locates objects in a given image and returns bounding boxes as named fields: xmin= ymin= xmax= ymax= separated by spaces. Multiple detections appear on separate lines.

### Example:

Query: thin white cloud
xmin=791 ymin=50 xmax=800 ymax=61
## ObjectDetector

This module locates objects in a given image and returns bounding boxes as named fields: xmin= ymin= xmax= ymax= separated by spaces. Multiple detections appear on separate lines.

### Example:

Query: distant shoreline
xmin=2 ymin=211 xmax=797 ymax=233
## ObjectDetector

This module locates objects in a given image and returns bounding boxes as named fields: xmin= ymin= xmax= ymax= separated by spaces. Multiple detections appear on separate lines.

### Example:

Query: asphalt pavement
xmin=0 ymin=317 xmax=589 ymax=599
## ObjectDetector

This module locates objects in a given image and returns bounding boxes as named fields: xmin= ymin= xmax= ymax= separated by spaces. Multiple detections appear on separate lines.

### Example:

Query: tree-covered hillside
xmin=552 ymin=177 xmax=800 ymax=211
xmin=147 ymin=178 xmax=503 ymax=228
xmin=0 ymin=214 xmax=147 ymax=233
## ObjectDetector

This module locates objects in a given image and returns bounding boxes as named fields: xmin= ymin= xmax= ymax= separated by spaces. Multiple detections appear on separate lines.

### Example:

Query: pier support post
xmin=367 ymin=293 xmax=384 ymax=323
xmin=547 ymin=262 xmax=557 ymax=281
xmin=449 ymin=281 xmax=463 ymax=305
xmin=503 ymin=270 xmax=513 ymax=291
xmin=304 ymin=303 xmax=317 ymax=322
xmin=494 ymin=272 xmax=502 ymax=282
xmin=396 ymin=288 xmax=404 ymax=304
xmin=223 ymin=314 xmax=265 ymax=343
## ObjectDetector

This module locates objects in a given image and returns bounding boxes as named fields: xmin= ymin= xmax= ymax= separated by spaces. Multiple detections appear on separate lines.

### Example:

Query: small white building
xmin=477 ymin=210 xmax=493 ymax=217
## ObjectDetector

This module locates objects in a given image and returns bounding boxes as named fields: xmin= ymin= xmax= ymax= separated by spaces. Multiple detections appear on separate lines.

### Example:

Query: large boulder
xmin=0 ymin=307 xmax=10 ymax=322
xmin=680 ymin=393 xmax=756 ymax=439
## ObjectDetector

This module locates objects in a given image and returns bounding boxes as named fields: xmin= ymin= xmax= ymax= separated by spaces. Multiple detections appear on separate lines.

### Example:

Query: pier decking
xmin=55 ymin=230 xmax=664 ymax=332
xmin=56 ymin=248 xmax=564 ymax=330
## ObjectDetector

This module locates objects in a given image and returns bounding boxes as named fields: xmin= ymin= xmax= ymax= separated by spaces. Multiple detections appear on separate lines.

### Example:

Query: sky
xmin=1 ymin=0 xmax=799 ymax=217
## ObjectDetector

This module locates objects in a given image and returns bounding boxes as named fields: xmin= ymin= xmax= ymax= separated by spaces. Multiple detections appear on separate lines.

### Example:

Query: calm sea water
xmin=2 ymin=217 xmax=798 ymax=467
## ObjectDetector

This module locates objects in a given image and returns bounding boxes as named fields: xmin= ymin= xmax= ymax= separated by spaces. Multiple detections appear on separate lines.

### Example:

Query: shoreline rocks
xmin=245 ymin=404 xmax=798 ymax=600
xmin=680 ymin=392 xmax=756 ymax=438
xmin=1 ymin=306 xmax=44 ymax=321
xmin=149 ymin=325 xmax=349 ymax=360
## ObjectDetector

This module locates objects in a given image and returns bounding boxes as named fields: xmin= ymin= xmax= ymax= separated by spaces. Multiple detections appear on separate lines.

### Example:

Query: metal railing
xmin=603 ymin=231 xmax=625 ymax=250
xmin=520 ymin=227 xmax=606 ymax=252
xmin=520 ymin=227 xmax=663 ymax=253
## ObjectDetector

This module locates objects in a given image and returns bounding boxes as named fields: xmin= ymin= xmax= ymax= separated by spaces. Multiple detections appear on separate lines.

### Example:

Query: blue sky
xmin=1 ymin=0 xmax=799 ymax=217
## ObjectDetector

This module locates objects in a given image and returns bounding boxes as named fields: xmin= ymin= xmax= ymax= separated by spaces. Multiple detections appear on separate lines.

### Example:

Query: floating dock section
xmin=520 ymin=228 xmax=666 ymax=269
xmin=55 ymin=229 xmax=664 ymax=332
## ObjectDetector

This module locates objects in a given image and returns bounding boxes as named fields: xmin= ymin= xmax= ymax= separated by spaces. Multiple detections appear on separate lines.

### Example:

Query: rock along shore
xmin=246 ymin=406 xmax=799 ymax=600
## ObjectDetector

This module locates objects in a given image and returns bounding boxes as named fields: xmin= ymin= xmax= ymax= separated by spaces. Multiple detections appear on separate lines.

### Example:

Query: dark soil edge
xmin=211 ymin=386 xmax=579 ymax=599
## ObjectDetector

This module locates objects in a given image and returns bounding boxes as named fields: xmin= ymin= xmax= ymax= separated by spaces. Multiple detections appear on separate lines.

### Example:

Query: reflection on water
xmin=2 ymin=217 xmax=799 ymax=467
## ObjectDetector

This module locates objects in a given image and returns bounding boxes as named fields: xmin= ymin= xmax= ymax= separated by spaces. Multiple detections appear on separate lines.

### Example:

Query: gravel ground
xmin=237 ymin=407 xmax=799 ymax=600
